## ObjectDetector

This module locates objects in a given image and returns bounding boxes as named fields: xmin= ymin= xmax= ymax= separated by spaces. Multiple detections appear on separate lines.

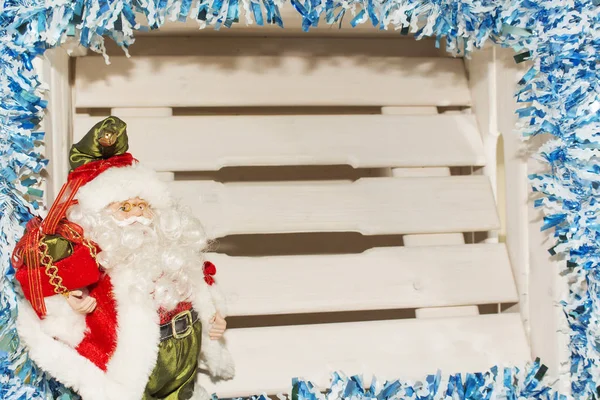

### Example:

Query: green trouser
xmin=143 ymin=320 xmax=203 ymax=400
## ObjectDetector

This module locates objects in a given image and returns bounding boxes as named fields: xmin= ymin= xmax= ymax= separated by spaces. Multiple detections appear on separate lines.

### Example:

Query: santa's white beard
xmin=67 ymin=203 xmax=208 ymax=311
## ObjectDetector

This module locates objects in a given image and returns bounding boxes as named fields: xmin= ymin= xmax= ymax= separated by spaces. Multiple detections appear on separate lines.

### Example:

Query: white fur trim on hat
xmin=76 ymin=164 xmax=172 ymax=212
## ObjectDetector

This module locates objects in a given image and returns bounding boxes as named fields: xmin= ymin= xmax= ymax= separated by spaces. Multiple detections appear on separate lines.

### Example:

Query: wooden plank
xmin=75 ymin=55 xmax=470 ymax=107
xmin=381 ymin=106 xmax=438 ymax=115
xmin=391 ymin=167 xmax=451 ymax=178
xmin=212 ymin=244 xmax=517 ymax=316
xmin=38 ymin=48 xmax=73 ymax=203
xmin=403 ymin=234 xmax=465 ymax=246
xmin=170 ymin=176 xmax=499 ymax=238
xmin=201 ymin=314 xmax=531 ymax=397
xmin=110 ymin=107 xmax=173 ymax=117
xmin=495 ymin=50 xmax=536 ymax=365
xmin=73 ymin=114 xmax=485 ymax=170
xmin=528 ymin=136 xmax=571 ymax=386
xmin=415 ymin=306 xmax=479 ymax=318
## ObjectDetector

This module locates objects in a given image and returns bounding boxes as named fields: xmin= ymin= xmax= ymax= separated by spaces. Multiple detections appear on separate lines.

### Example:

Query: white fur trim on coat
xmin=76 ymin=164 xmax=172 ymax=213
xmin=17 ymin=268 xmax=160 ymax=400
xmin=39 ymin=295 xmax=87 ymax=347
xmin=191 ymin=273 xmax=236 ymax=381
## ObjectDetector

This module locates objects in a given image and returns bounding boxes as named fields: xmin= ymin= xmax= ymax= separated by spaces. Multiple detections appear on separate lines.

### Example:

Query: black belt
xmin=159 ymin=309 xmax=199 ymax=341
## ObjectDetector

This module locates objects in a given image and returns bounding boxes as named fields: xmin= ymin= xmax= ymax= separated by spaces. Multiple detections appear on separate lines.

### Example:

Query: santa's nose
xmin=130 ymin=206 xmax=143 ymax=217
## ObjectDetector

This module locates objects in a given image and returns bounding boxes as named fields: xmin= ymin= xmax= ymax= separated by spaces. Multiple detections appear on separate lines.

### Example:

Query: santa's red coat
xmin=16 ymin=246 xmax=119 ymax=370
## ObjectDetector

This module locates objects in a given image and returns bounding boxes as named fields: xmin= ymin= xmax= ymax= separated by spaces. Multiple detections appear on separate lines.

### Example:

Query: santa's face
xmin=68 ymin=198 xmax=207 ymax=310
xmin=107 ymin=197 xmax=154 ymax=226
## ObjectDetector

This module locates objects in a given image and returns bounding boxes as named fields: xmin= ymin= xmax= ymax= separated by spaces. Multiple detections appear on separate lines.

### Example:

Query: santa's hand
xmin=209 ymin=312 xmax=227 ymax=340
xmin=66 ymin=288 xmax=97 ymax=314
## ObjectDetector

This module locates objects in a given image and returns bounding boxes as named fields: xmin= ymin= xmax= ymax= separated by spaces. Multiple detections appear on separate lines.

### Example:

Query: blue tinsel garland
xmin=0 ymin=0 xmax=598 ymax=399
xmin=292 ymin=360 xmax=566 ymax=399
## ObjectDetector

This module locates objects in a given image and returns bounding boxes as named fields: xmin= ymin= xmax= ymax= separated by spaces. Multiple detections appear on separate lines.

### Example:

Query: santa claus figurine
xmin=12 ymin=116 xmax=234 ymax=400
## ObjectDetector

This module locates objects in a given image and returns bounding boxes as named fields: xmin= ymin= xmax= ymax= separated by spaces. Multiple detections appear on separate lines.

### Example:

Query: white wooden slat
xmin=391 ymin=168 xmax=451 ymax=177
xmin=75 ymin=56 xmax=470 ymax=107
xmin=415 ymin=306 xmax=480 ymax=318
xmin=393 ymin=169 xmax=467 ymax=252
xmin=403 ymin=234 xmax=465 ymax=246
xmin=73 ymin=114 xmax=486 ymax=170
xmin=211 ymin=244 xmax=517 ymax=317
xmin=39 ymin=48 xmax=72 ymax=203
xmin=391 ymin=166 xmax=451 ymax=178
xmin=155 ymin=172 xmax=175 ymax=182
xmin=170 ymin=176 xmax=499 ymax=238
xmin=201 ymin=314 xmax=530 ymax=397
xmin=381 ymin=106 xmax=438 ymax=115
xmin=110 ymin=107 xmax=173 ymax=117
xmin=393 ymin=171 xmax=466 ymax=250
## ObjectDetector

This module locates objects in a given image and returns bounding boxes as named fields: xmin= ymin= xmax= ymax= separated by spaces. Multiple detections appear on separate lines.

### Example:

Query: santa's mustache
xmin=112 ymin=215 xmax=153 ymax=227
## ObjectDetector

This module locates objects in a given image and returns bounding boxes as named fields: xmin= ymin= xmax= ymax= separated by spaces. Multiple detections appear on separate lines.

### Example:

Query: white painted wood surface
xmin=75 ymin=55 xmax=470 ymax=107
xmin=527 ymin=141 xmax=571 ymax=392
xmin=381 ymin=106 xmax=438 ymax=115
xmin=110 ymin=107 xmax=173 ymax=117
xmin=465 ymin=46 xmax=498 ymax=198
xmin=36 ymin=48 xmax=72 ymax=204
xmin=201 ymin=314 xmax=530 ymax=397
xmin=391 ymin=167 xmax=450 ymax=178
xmin=403 ymin=234 xmax=465 ymax=246
xmin=211 ymin=244 xmax=517 ymax=316
xmin=171 ymin=176 xmax=500 ymax=238
xmin=495 ymin=49 xmax=531 ymax=332
xmin=73 ymin=114 xmax=485 ymax=170
xmin=494 ymin=49 xmax=569 ymax=389
xmin=415 ymin=306 xmax=479 ymax=318
xmin=465 ymin=46 xmax=499 ymax=245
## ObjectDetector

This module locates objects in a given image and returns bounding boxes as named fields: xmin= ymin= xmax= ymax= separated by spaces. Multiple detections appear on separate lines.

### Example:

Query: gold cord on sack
xmin=38 ymin=241 xmax=69 ymax=297
xmin=65 ymin=226 xmax=99 ymax=266
xmin=36 ymin=226 xmax=99 ymax=297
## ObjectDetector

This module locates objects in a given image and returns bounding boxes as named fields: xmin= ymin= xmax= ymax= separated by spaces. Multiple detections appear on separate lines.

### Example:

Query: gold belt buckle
xmin=171 ymin=310 xmax=193 ymax=340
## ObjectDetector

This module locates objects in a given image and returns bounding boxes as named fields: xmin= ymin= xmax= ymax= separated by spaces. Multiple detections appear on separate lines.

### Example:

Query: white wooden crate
xmin=46 ymin=35 xmax=536 ymax=397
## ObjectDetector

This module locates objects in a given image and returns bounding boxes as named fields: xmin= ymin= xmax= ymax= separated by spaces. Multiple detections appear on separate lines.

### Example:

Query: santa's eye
xmin=120 ymin=203 xmax=132 ymax=212
xmin=138 ymin=202 xmax=148 ymax=210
